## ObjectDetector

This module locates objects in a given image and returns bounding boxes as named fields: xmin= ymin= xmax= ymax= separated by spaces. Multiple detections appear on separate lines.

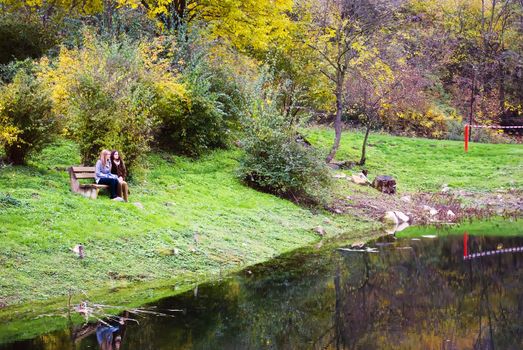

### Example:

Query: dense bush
xmin=0 ymin=68 xmax=58 ymax=165
xmin=238 ymin=107 xmax=332 ymax=205
xmin=155 ymin=66 xmax=229 ymax=157
xmin=381 ymin=108 xmax=455 ymax=139
xmin=154 ymin=39 xmax=245 ymax=157
xmin=42 ymin=33 xmax=158 ymax=171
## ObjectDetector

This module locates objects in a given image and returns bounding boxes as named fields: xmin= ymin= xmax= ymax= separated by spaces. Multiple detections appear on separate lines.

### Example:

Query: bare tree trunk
xmin=326 ymin=83 xmax=344 ymax=163
xmin=498 ymin=58 xmax=505 ymax=113
xmin=359 ymin=125 xmax=371 ymax=166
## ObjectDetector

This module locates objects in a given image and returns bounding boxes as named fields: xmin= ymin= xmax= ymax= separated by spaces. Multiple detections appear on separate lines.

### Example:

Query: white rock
xmin=351 ymin=173 xmax=371 ymax=185
xmin=393 ymin=211 xmax=410 ymax=223
xmin=400 ymin=195 xmax=412 ymax=203
xmin=422 ymin=205 xmax=438 ymax=216
xmin=333 ymin=173 xmax=347 ymax=179
xmin=383 ymin=211 xmax=399 ymax=226
xmin=446 ymin=210 xmax=456 ymax=218
xmin=133 ymin=202 xmax=144 ymax=210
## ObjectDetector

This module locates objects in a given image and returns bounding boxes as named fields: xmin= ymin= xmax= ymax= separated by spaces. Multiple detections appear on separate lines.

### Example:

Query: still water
xmin=1 ymin=233 xmax=523 ymax=350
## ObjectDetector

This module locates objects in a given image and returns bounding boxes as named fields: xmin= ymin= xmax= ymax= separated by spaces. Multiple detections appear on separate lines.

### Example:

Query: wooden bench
xmin=68 ymin=166 xmax=109 ymax=199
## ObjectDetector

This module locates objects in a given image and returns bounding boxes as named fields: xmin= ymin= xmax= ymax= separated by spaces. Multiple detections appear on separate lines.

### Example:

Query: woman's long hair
xmin=110 ymin=150 xmax=121 ymax=164
xmin=100 ymin=149 xmax=110 ymax=168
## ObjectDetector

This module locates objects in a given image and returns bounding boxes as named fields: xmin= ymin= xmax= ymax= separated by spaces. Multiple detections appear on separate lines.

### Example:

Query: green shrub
xmin=155 ymin=63 xmax=243 ymax=157
xmin=238 ymin=107 xmax=332 ymax=205
xmin=50 ymin=34 xmax=157 ymax=173
xmin=0 ymin=69 xmax=58 ymax=165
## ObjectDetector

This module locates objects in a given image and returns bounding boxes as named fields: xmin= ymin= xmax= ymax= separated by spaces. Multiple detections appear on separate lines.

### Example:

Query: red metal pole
xmin=463 ymin=232 xmax=469 ymax=258
xmin=464 ymin=124 xmax=469 ymax=152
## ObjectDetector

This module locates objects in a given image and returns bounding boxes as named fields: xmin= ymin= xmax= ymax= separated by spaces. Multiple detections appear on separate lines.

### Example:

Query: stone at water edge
xmin=383 ymin=211 xmax=399 ymax=226
xmin=396 ymin=222 xmax=410 ymax=232
xmin=351 ymin=241 xmax=365 ymax=248
xmin=372 ymin=175 xmax=397 ymax=194
xmin=441 ymin=184 xmax=450 ymax=194
xmin=446 ymin=210 xmax=456 ymax=218
xmin=393 ymin=211 xmax=410 ymax=223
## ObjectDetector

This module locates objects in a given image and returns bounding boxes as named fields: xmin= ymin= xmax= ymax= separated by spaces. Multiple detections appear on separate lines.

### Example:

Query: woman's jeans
xmin=98 ymin=178 xmax=119 ymax=198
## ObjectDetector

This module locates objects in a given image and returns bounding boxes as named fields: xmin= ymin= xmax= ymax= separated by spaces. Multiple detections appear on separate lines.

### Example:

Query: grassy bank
xmin=0 ymin=128 xmax=521 ymax=343
xmin=306 ymin=127 xmax=523 ymax=191
xmin=1 ymin=129 xmax=521 ymax=307
xmin=397 ymin=216 xmax=523 ymax=238
xmin=0 ymin=138 xmax=373 ymax=308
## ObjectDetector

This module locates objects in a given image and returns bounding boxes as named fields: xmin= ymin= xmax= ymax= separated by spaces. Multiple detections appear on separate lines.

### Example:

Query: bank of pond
xmin=0 ymin=218 xmax=521 ymax=349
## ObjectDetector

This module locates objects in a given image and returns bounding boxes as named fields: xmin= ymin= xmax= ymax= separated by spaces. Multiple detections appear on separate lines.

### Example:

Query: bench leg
xmin=90 ymin=188 xmax=99 ymax=199
xmin=77 ymin=187 xmax=98 ymax=199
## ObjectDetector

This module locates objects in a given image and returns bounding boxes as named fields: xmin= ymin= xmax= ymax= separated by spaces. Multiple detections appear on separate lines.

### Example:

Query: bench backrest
xmin=71 ymin=166 xmax=96 ymax=179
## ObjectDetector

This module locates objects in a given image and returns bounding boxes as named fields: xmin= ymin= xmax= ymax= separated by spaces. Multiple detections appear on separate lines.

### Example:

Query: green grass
xmin=397 ymin=216 xmax=523 ymax=238
xmin=0 ymin=139 xmax=373 ymax=308
xmin=306 ymin=127 xmax=523 ymax=192
xmin=0 ymin=130 xmax=521 ymax=343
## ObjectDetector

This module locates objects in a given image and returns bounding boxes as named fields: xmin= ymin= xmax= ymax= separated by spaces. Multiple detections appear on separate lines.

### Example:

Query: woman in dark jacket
xmin=110 ymin=150 xmax=129 ymax=202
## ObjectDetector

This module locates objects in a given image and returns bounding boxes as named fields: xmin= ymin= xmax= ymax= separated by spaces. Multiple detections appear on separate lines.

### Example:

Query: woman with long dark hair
xmin=110 ymin=150 xmax=129 ymax=202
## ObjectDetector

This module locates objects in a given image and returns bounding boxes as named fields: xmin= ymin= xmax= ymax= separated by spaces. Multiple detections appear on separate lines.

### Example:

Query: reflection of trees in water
xmin=332 ymin=236 xmax=523 ymax=350
xmin=10 ymin=236 xmax=523 ymax=350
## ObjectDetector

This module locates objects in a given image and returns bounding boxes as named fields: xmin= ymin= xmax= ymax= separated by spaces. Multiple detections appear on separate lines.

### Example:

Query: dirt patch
xmin=329 ymin=184 xmax=522 ymax=225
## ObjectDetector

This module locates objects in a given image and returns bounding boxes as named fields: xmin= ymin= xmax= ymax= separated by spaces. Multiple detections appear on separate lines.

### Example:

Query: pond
xmin=1 ymin=230 xmax=523 ymax=349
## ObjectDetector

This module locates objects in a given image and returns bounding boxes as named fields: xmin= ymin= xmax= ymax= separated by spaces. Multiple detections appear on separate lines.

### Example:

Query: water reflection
xmin=1 ymin=234 xmax=522 ymax=350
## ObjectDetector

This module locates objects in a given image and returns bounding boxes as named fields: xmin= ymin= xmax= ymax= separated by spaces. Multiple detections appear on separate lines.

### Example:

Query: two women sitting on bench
xmin=95 ymin=149 xmax=129 ymax=202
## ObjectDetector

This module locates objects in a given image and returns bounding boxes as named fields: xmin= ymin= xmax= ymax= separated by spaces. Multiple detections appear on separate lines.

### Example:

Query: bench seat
xmin=69 ymin=166 xmax=109 ymax=199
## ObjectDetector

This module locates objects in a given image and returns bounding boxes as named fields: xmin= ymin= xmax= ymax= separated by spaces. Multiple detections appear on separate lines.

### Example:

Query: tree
xmin=346 ymin=56 xmax=395 ymax=165
xmin=298 ymin=0 xmax=393 ymax=163
xmin=120 ymin=0 xmax=292 ymax=50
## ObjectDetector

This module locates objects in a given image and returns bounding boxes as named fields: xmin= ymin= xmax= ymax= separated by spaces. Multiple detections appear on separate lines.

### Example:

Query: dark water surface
xmin=2 ymin=233 xmax=523 ymax=350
